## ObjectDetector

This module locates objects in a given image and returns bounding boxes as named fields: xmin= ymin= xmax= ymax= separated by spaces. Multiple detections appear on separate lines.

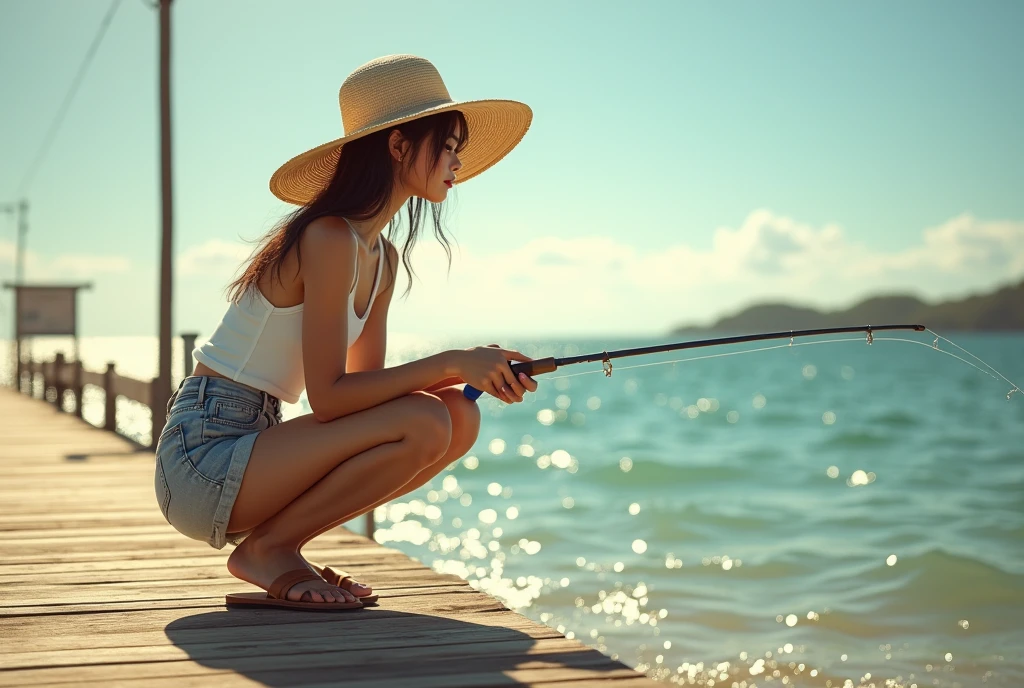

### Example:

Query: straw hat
xmin=269 ymin=54 xmax=533 ymax=205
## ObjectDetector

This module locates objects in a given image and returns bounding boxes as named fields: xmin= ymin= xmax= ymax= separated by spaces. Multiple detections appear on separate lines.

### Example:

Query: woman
xmin=154 ymin=54 xmax=538 ymax=611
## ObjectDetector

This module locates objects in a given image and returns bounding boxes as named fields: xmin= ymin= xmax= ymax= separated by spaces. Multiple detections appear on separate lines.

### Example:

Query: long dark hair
xmin=226 ymin=109 xmax=469 ymax=304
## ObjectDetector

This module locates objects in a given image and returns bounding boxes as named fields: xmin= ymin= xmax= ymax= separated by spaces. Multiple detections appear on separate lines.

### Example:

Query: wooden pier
xmin=0 ymin=388 xmax=655 ymax=686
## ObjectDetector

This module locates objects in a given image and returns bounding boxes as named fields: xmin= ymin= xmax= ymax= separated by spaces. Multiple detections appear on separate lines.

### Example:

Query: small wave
xmin=863 ymin=548 xmax=1024 ymax=613
xmin=590 ymin=459 xmax=748 ymax=487
xmin=818 ymin=430 xmax=894 ymax=448
xmin=868 ymin=410 xmax=921 ymax=428
xmin=679 ymin=557 xmax=805 ymax=580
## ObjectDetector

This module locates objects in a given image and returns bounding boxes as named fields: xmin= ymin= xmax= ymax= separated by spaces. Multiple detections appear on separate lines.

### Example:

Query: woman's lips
xmin=444 ymin=180 xmax=453 ymax=188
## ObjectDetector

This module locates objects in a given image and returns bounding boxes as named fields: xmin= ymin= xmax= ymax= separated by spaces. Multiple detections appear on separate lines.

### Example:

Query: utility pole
xmin=0 ymin=200 xmax=26 ymax=282
xmin=1 ymin=199 xmax=27 ymax=387
xmin=154 ymin=0 xmax=174 ymax=440
xmin=14 ymin=200 xmax=27 ymax=284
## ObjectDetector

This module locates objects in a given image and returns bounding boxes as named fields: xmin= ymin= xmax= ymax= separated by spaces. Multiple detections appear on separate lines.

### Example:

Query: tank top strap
xmin=345 ymin=226 xmax=384 ymax=308
xmin=371 ymin=233 xmax=384 ymax=296
xmin=342 ymin=217 xmax=362 ymax=295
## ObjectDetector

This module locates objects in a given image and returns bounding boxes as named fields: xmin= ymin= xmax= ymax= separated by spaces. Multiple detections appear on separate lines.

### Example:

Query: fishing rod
xmin=462 ymin=323 xmax=927 ymax=401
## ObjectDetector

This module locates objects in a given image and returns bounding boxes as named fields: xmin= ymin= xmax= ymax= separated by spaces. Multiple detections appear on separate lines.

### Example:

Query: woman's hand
xmin=452 ymin=344 xmax=539 ymax=403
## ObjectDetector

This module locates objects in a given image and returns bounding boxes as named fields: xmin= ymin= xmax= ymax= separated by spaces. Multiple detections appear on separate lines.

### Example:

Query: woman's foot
xmin=227 ymin=537 xmax=358 ymax=603
xmin=307 ymin=561 xmax=375 ymax=600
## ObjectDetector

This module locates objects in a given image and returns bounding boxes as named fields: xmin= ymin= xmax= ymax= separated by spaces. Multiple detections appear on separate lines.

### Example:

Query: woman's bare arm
xmin=300 ymin=217 xmax=457 ymax=422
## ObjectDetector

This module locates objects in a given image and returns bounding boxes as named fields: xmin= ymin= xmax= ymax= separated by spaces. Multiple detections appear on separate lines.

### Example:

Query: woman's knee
xmin=429 ymin=387 xmax=481 ymax=460
xmin=403 ymin=391 xmax=453 ymax=462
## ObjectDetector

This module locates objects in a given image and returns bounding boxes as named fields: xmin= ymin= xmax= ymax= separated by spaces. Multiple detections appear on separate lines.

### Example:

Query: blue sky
xmin=1 ymin=0 xmax=1022 ymax=340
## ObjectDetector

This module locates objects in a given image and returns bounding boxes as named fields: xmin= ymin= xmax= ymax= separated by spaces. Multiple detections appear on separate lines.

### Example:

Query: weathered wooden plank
xmin=0 ymin=387 xmax=651 ymax=686
xmin=0 ymin=463 xmax=153 ymax=476
xmin=0 ymin=554 xmax=426 ymax=583
xmin=0 ymin=530 xmax=386 ymax=553
xmin=0 ymin=525 xmax=179 ymax=540
xmin=0 ymin=508 xmax=158 ymax=520
xmin=0 ymin=581 xmax=469 ymax=615
xmin=0 ymin=567 xmax=457 ymax=592
xmin=0 ymin=599 xmax=529 ymax=643
xmin=0 ymin=588 xmax=509 ymax=620
xmin=0 ymin=572 xmax=472 ymax=607
xmin=0 ymin=540 xmax=403 ymax=565
xmin=0 ymin=637 xmax=627 ymax=685
xmin=0 ymin=611 xmax=562 ymax=667
xmin=0 ymin=604 xmax=524 ymax=638
xmin=0 ymin=474 xmax=157 ymax=486
xmin=3 ymin=671 xmax=654 ymax=688
xmin=0 ymin=455 xmax=150 ymax=467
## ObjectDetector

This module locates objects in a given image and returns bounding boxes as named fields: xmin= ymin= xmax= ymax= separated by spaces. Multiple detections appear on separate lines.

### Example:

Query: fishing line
xmin=544 ymin=337 xmax=870 ymax=380
xmin=460 ymin=325 xmax=1021 ymax=402
xmin=926 ymin=329 xmax=1022 ymax=400
xmin=547 ymin=333 xmax=1022 ymax=401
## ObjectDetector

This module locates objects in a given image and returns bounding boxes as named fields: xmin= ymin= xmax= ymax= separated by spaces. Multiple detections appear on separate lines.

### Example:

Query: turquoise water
xmin=379 ymin=332 xmax=1024 ymax=687
xmin=8 ymin=331 xmax=1023 ymax=686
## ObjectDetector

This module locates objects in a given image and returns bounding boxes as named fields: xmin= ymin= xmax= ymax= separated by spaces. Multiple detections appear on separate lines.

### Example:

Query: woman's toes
xmin=345 ymin=579 xmax=370 ymax=595
xmin=315 ymin=585 xmax=352 ymax=603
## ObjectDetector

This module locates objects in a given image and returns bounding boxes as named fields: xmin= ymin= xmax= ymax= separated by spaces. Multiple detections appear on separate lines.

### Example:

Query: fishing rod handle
xmin=462 ymin=357 xmax=558 ymax=401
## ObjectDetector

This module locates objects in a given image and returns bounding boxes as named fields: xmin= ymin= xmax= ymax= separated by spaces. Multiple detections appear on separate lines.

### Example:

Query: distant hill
xmin=670 ymin=278 xmax=1024 ymax=334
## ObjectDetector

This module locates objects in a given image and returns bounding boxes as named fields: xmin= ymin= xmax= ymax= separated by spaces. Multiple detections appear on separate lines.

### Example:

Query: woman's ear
xmin=387 ymin=129 xmax=408 ymax=163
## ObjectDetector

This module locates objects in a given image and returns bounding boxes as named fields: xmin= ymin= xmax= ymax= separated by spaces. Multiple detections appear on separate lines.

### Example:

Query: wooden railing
xmin=12 ymin=340 xmax=377 ymax=538
xmin=17 ymin=353 xmax=163 ymax=448
xmin=13 ymin=333 xmax=199 ymax=449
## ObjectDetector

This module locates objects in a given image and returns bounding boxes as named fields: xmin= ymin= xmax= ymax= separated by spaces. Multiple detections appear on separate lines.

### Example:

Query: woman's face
xmin=404 ymin=124 xmax=463 ymax=203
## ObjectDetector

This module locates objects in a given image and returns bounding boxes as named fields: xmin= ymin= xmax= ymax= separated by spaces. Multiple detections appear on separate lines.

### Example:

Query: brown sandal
xmin=312 ymin=564 xmax=379 ymax=605
xmin=225 ymin=568 xmax=365 ymax=611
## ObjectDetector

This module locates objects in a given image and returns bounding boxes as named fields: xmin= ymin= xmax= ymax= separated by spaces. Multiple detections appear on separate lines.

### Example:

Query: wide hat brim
xmin=269 ymin=98 xmax=532 ymax=206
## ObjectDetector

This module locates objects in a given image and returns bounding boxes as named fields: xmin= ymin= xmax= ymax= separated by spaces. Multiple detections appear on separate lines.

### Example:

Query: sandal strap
xmin=324 ymin=566 xmax=355 ymax=588
xmin=267 ymin=568 xmax=321 ymax=600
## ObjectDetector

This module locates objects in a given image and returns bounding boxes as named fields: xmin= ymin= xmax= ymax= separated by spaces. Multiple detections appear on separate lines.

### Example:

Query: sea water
xmin=6 ymin=331 xmax=1022 ymax=686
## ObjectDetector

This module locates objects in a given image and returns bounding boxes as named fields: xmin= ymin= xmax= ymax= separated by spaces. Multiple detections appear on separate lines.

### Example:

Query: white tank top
xmin=193 ymin=231 xmax=384 ymax=404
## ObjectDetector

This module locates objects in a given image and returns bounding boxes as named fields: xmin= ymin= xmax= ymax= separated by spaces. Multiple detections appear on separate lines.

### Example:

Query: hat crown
xmin=339 ymin=55 xmax=454 ymax=135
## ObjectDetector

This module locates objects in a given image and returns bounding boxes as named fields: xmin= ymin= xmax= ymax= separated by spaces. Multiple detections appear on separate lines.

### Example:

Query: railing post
xmin=14 ymin=339 xmax=23 ymax=392
xmin=54 ymin=353 xmax=66 ymax=411
xmin=365 ymin=511 xmax=375 ymax=541
xmin=149 ymin=376 xmax=166 ymax=450
xmin=181 ymin=332 xmax=198 ymax=378
xmin=17 ymin=352 xmax=27 ymax=396
xmin=43 ymin=359 xmax=52 ymax=400
xmin=24 ymin=359 xmax=33 ymax=398
xmin=104 ymin=362 xmax=117 ymax=432
xmin=73 ymin=359 xmax=84 ymax=419
xmin=39 ymin=359 xmax=49 ymax=400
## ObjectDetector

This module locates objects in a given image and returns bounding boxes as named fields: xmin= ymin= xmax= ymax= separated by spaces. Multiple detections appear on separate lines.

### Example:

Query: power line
xmin=17 ymin=0 xmax=123 ymax=195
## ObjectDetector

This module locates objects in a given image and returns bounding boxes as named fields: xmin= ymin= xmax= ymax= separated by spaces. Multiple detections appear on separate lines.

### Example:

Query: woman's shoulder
xmin=297 ymin=217 xmax=358 ymax=288
xmin=304 ymin=216 xmax=359 ymax=251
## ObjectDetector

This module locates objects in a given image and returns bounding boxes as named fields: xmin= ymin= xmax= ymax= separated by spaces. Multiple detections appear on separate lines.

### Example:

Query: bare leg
xmin=298 ymin=387 xmax=482 ymax=594
xmin=224 ymin=392 xmax=452 ymax=604
xmin=298 ymin=386 xmax=480 ymax=546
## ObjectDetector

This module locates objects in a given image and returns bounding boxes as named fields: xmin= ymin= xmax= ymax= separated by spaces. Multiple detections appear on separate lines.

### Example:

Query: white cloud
xmin=0 ymin=239 xmax=130 ymax=281
xmin=128 ymin=213 xmax=1022 ymax=340
xmin=388 ymin=211 xmax=1024 ymax=337
xmin=177 ymin=239 xmax=254 ymax=278
xmin=49 ymin=255 xmax=131 ymax=276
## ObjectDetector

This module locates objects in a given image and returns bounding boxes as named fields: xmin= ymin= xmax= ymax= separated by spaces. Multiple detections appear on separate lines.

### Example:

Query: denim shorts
xmin=153 ymin=375 xmax=282 ymax=549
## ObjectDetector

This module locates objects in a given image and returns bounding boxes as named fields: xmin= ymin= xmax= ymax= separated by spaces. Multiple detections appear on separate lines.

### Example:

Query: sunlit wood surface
xmin=0 ymin=389 xmax=654 ymax=687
